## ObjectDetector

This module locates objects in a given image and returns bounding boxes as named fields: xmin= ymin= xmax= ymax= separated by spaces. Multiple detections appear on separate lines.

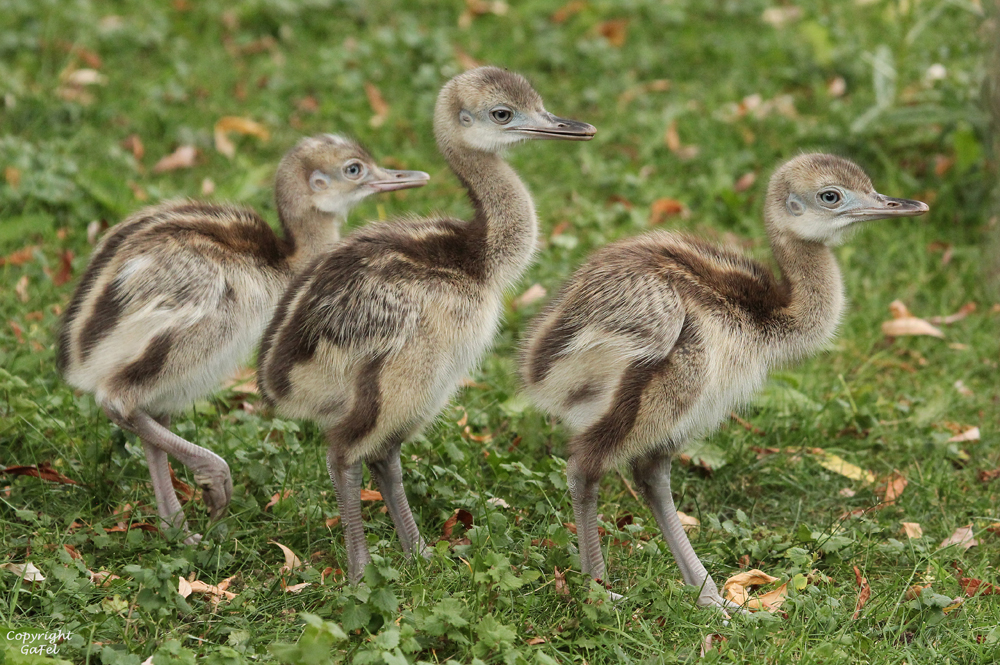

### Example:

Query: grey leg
xmin=131 ymin=411 xmax=232 ymax=519
xmin=567 ymin=456 xmax=606 ymax=581
xmin=328 ymin=446 xmax=369 ymax=584
xmin=367 ymin=446 xmax=428 ymax=559
xmin=632 ymin=453 xmax=744 ymax=613
xmin=140 ymin=414 xmax=201 ymax=545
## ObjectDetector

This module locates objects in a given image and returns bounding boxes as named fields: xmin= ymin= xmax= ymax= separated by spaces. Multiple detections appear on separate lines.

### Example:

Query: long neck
xmin=277 ymin=203 xmax=344 ymax=273
xmin=768 ymin=227 xmax=845 ymax=356
xmin=442 ymin=144 xmax=537 ymax=288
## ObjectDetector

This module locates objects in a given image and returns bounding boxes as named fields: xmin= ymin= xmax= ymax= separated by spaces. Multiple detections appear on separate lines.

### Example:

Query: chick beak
xmin=367 ymin=169 xmax=431 ymax=193
xmin=854 ymin=193 xmax=930 ymax=219
xmin=511 ymin=112 xmax=596 ymax=141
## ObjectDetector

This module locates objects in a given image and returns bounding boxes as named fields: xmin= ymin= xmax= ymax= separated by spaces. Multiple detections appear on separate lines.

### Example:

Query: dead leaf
xmin=5 ymin=166 xmax=21 ymax=189
xmin=1 ymin=562 xmax=45 ymax=582
xmin=15 ymin=275 xmax=29 ymax=303
xmin=453 ymin=45 xmax=481 ymax=70
xmin=487 ymin=497 xmax=510 ymax=509
xmin=902 ymin=522 xmax=923 ymax=539
xmin=947 ymin=427 xmax=980 ymax=443
xmin=734 ymin=171 xmax=756 ymax=192
xmin=812 ymin=450 xmax=875 ymax=484
xmin=878 ymin=470 xmax=907 ymax=505
xmin=265 ymin=489 xmax=293 ymax=511
xmin=65 ymin=68 xmax=106 ymax=86
xmin=617 ymin=79 xmax=670 ymax=106
xmin=63 ymin=544 xmax=82 ymax=560
xmin=649 ymin=198 xmax=687 ymax=225
xmin=551 ymin=0 xmax=586 ymax=23
xmin=223 ymin=366 xmax=258 ymax=394
xmin=905 ymin=583 xmax=929 ymax=600
xmin=1 ymin=245 xmax=37 ymax=266
xmin=364 ymin=82 xmax=390 ymax=128
xmin=761 ymin=6 xmax=802 ymax=27
xmin=597 ymin=19 xmax=628 ymax=47
xmin=851 ymin=566 xmax=871 ymax=619
xmin=122 ymin=134 xmax=145 ymax=161
xmin=53 ymin=249 xmax=74 ymax=286
xmin=512 ymin=283 xmax=547 ymax=310
xmin=458 ymin=0 xmax=508 ymax=28
xmin=152 ymin=145 xmax=198 ymax=173
xmin=731 ymin=412 xmax=765 ymax=435
xmin=178 ymin=576 xmax=192 ymax=598
xmin=463 ymin=426 xmax=492 ymax=443
xmin=283 ymin=582 xmax=311 ymax=594
xmin=440 ymin=508 xmax=475 ymax=541
xmin=700 ymin=634 xmax=727 ymax=657
xmin=961 ymin=577 xmax=998 ymax=597
xmin=724 ymin=569 xmax=786 ymax=611
xmin=979 ymin=469 xmax=1000 ymax=483
xmin=168 ymin=464 xmax=194 ymax=503
xmin=271 ymin=541 xmax=303 ymax=573
xmin=839 ymin=487 xmax=857 ymax=498
xmin=882 ymin=317 xmax=945 ymax=338
xmin=934 ymin=155 xmax=955 ymax=177
xmin=828 ymin=76 xmax=847 ymax=97
xmin=213 ymin=117 xmax=269 ymax=158
xmin=188 ymin=578 xmax=237 ymax=604
xmin=940 ymin=525 xmax=977 ymax=550
xmin=676 ymin=511 xmax=700 ymax=533
xmin=360 ymin=489 xmax=382 ymax=501
xmin=554 ymin=566 xmax=569 ymax=595
xmin=928 ymin=302 xmax=976 ymax=325
xmin=91 ymin=570 xmax=119 ymax=586
xmin=325 ymin=516 xmax=340 ymax=528
xmin=526 ymin=637 xmax=546 ymax=646
xmin=2 ymin=461 xmax=79 ymax=485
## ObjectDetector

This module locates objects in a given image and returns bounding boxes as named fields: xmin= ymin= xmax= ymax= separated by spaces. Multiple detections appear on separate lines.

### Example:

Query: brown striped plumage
xmin=519 ymin=153 xmax=928 ymax=610
xmin=57 ymin=134 xmax=428 ymax=543
xmin=258 ymin=67 xmax=595 ymax=583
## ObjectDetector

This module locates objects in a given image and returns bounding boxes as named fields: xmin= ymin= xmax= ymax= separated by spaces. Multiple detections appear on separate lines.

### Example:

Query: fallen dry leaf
xmin=940 ymin=525 xmax=977 ymax=551
xmin=526 ymin=637 xmax=546 ymax=646
xmin=201 ymin=178 xmax=215 ymax=195
xmin=676 ymin=511 xmax=700 ymax=533
xmin=5 ymin=166 xmax=21 ymax=189
xmin=223 ymin=366 xmax=258 ymax=394
xmin=2 ymin=461 xmax=79 ymax=485
xmin=828 ymin=76 xmax=847 ymax=97
xmin=812 ymin=450 xmax=875 ymax=484
xmin=264 ymin=489 xmax=293 ymax=511
xmin=90 ymin=570 xmax=120 ymax=586
xmin=902 ymin=522 xmax=923 ymax=539
xmin=364 ymin=82 xmax=390 ymax=128
xmin=487 ymin=497 xmax=510 ymax=509
xmin=761 ymin=6 xmax=802 ymax=27
xmin=271 ymin=541 xmax=303 ymax=573
xmin=152 ymin=145 xmax=197 ymax=173
xmin=882 ymin=300 xmax=944 ymax=338
xmin=214 ymin=116 xmax=269 ymax=158
xmin=1 ymin=245 xmax=37 ymax=267
xmin=458 ymin=0 xmax=508 ymax=28
xmin=700 ymin=634 xmax=727 ymax=657
xmin=617 ymin=79 xmax=670 ymax=106
xmin=284 ymin=581 xmax=311 ymax=594
xmin=878 ymin=470 xmax=907 ymax=505
xmin=178 ymin=576 xmax=193 ymax=598
xmin=905 ymin=583 xmax=929 ymax=600
xmin=1 ymin=562 xmax=45 ymax=582
xmin=168 ymin=464 xmax=194 ymax=503
xmin=63 ymin=544 xmax=82 ymax=560
xmin=15 ymin=275 xmax=29 ymax=303
xmin=723 ymin=569 xmax=787 ymax=611
xmin=953 ymin=380 xmax=974 ymax=397
xmin=597 ymin=19 xmax=628 ymax=47
xmin=187 ymin=578 xmax=237 ymax=604
xmin=440 ymin=508 xmax=474 ymax=541
xmin=551 ymin=0 xmax=586 ymax=23
xmin=649 ymin=198 xmax=687 ymax=225
xmin=979 ymin=469 xmax=1000 ymax=483
xmin=463 ymin=426 xmax=492 ymax=443
xmin=928 ymin=302 xmax=976 ymax=325
xmin=360 ymin=489 xmax=382 ymax=501
xmin=663 ymin=120 xmax=699 ymax=160
xmin=453 ymin=45 xmax=481 ymax=70
xmin=65 ymin=68 xmax=106 ymax=86
xmin=553 ymin=566 xmax=569 ymax=595
xmin=839 ymin=487 xmax=857 ymax=498
xmin=122 ymin=134 xmax=145 ymax=162
xmin=947 ymin=427 xmax=980 ymax=443
xmin=961 ymin=577 xmax=998 ymax=597
xmin=851 ymin=566 xmax=871 ymax=619
xmin=325 ymin=516 xmax=340 ymax=528
xmin=734 ymin=172 xmax=756 ymax=193
xmin=53 ymin=249 xmax=74 ymax=286
xmin=512 ymin=283 xmax=547 ymax=310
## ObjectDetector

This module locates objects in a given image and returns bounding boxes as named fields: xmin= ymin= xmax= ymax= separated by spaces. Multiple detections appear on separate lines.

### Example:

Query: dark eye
xmin=343 ymin=161 xmax=364 ymax=179
xmin=819 ymin=190 xmax=841 ymax=205
xmin=490 ymin=107 xmax=513 ymax=124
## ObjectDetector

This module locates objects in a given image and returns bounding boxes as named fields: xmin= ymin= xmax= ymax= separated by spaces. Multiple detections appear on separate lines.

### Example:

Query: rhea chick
xmin=58 ymin=134 xmax=429 ymax=543
xmin=258 ymin=67 xmax=595 ymax=583
xmin=520 ymin=154 xmax=927 ymax=610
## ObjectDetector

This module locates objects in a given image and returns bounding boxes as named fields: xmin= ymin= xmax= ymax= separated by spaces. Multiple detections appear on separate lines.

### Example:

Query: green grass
xmin=2 ymin=0 xmax=999 ymax=663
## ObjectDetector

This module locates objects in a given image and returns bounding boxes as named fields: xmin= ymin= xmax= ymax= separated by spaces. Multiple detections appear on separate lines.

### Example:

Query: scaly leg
xmin=131 ymin=411 xmax=232 ymax=519
xmin=141 ymin=415 xmax=201 ymax=545
xmin=367 ymin=445 xmax=428 ymax=559
xmin=632 ymin=453 xmax=744 ymax=613
xmin=567 ymin=456 xmax=605 ymax=582
xmin=328 ymin=445 xmax=369 ymax=584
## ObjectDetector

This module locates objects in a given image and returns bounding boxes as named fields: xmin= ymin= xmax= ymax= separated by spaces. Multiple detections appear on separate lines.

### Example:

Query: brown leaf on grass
xmin=902 ymin=522 xmax=923 ymax=539
xmin=551 ymin=0 xmax=586 ymax=23
xmin=2 ymin=461 xmax=79 ymax=485
xmin=851 ymin=566 xmax=871 ymax=619
xmin=453 ymin=45 xmax=481 ymax=70
xmin=188 ymin=578 xmax=237 ymax=604
xmin=953 ymin=380 xmax=973 ymax=397
xmin=53 ymin=249 xmax=74 ymax=286
xmin=839 ymin=487 xmax=856 ymax=498
xmin=960 ymin=577 xmax=998 ymax=597
xmin=828 ymin=76 xmax=847 ymax=97
xmin=63 ymin=544 xmax=82 ymax=560
xmin=553 ymin=566 xmax=569 ymax=595
xmin=512 ymin=283 xmax=547 ymax=310
xmin=731 ymin=412 xmax=765 ymax=435
xmin=364 ymin=82 xmax=390 ymax=128
xmin=940 ymin=525 xmax=977 ymax=551
xmin=178 ymin=576 xmax=192 ymax=598
xmin=360 ymin=489 xmax=382 ymax=501
xmin=9 ymin=321 xmax=25 ymax=343
xmin=812 ymin=450 xmax=875 ymax=484
xmin=214 ymin=117 xmax=270 ymax=158
xmin=928 ymin=302 xmax=976 ymax=325
xmin=106 ymin=522 xmax=159 ymax=533
xmin=264 ymin=489 xmax=293 ymax=511
xmin=734 ymin=171 xmax=756 ymax=193
xmin=761 ymin=6 xmax=802 ymax=27
xmin=15 ymin=276 xmax=29 ymax=303
xmin=283 ymin=582 xmax=311 ymax=594
xmin=934 ymin=155 xmax=955 ymax=177
xmin=1 ymin=562 xmax=46 ymax=582
xmin=649 ymin=198 xmax=687 ymax=225
xmin=167 ymin=464 xmax=194 ymax=503
xmin=325 ymin=516 xmax=340 ymax=528
xmin=271 ymin=541 xmax=303 ymax=573
xmin=676 ymin=511 xmax=700 ymax=533
xmin=723 ymin=569 xmax=787 ymax=611
xmin=905 ymin=583 xmax=929 ymax=600
xmin=978 ymin=469 xmax=1000 ymax=483
xmin=463 ymin=426 xmax=492 ymax=443
xmin=122 ymin=134 xmax=145 ymax=162
xmin=617 ymin=79 xmax=670 ymax=106
xmin=441 ymin=508 xmax=475 ymax=541
xmin=700 ymin=634 xmax=727 ymax=657
xmin=223 ymin=366 xmax=258 ymax=394
xmin=5 ymin=166 xmax=21 ymax=189
xmin=877 ymin=470 xmax=907 ymax=505
xmin=526 ymin=637 xmax=547 ymax=646
xmin=152 ymin=145 xmax=198 ymax=173
xmin=597 ymin=19 xmax=628 ymax=47
xmin=91 ymin=570 xmax=119 ymax=586
xmin=947 ymin=427 xmax=980 ymax=443
xmin=1 ymin=245 xmax=37 ymax=266
xmin=882 ymin=300 xmax=944 ymax=338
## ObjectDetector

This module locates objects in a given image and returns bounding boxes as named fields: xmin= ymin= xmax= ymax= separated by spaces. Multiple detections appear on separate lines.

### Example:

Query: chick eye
xmin=309 ymin=170 xmax=331 ymax=192
xmin=489 ymin=107 xmax=513 ymax=125
xmin=343 ymin=161 xmax=365 ymax=180
xmin=818 ymin=190 xmax=842 ymax=206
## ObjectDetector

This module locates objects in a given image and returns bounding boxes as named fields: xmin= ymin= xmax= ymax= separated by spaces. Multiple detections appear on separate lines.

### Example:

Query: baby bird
xmin=258 ymin=67 xmax=595 ymax=583
xmin=58 ymin=135 xmax=429 ymax=543
xmin=520 ymin=154 xmax=927 ymax=610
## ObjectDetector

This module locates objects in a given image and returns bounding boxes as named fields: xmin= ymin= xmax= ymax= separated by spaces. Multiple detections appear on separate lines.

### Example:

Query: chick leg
xmin=131 ymin=411 xmax=232 ymax=519
xmin=632 ymin=453 xmax=744 ymax=613
xmin=328 ymin=446 xmax=369 ymax=584
xmin=140 ymin=414 xmax=201 ymax=545
xmin=567 ymin=456 xmax=605 ymax=581
xmin=368 ymin=445 xmax=428 ymax=559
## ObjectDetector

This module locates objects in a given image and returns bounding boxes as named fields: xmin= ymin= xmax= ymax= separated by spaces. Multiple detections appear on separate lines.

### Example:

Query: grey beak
xmin=855 ymin=194 xmax=930 ymax=219
xmin=368 ymin=169 xmax=431 ymax=193
xmin=512 ymin=113 xmax=596 ymax=141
